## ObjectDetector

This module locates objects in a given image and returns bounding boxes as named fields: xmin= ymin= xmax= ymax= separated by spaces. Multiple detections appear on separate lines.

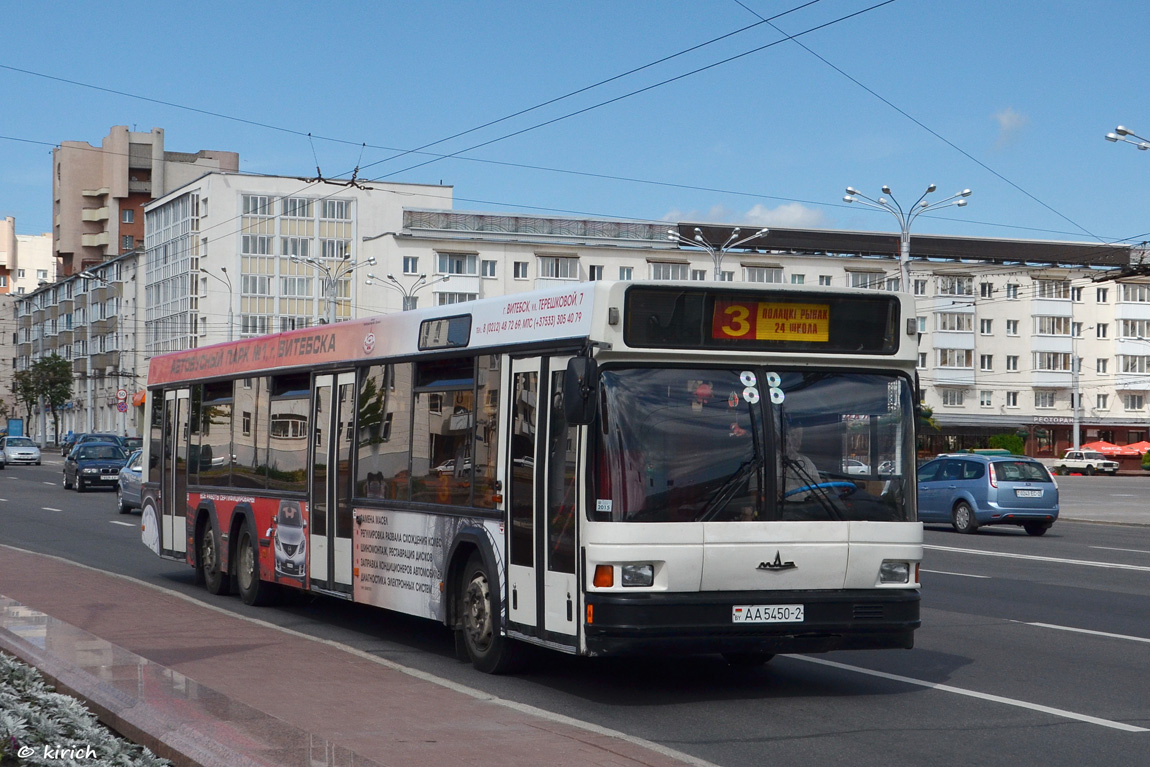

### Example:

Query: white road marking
xmin=925 ymin=544 xmax=1150 ymax=572
xmin=921 ymin=569 xmax=990 ymax=579
xmin=42 ymin=482 xmax=55 ymax=486
xmin=1109 ymin=494 xmax=1138 ymax=497
xmin=1016 ymin=621 xmax=1150 ymax=645
xmin=792 ymin=655 xmax=1148 ymax=732
xmin=41 ymin=507 xmax=62 ymax=512
xmin=1091 ymin=546 xmax=1150 ymax=555
xmin=108 ymin=521 xmax=136 ymax=528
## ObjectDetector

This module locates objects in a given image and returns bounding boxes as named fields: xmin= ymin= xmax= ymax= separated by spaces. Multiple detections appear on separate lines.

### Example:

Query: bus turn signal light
xmin=593 ymin=564 xmax=614 ymax=588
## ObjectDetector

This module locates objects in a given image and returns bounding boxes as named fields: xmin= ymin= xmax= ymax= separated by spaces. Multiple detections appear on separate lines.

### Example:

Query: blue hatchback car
xmin=916 ymin=454 xmax=1058 ymax=536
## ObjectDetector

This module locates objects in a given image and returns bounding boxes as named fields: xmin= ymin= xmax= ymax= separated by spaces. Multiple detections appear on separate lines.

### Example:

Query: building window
xmin=1097 ymin=287 xmax=1109 ymax=302
xmin=121 ymin=235 xmax=134 ymax=251
xmin=619 ymin=266 xmax=633 ymax=281
xmin=1036 ymin=280 xmax=1070 ymax=299
xmin=17 ymin=269 xmax=25 ymax=278
xmin=917 ymin=316 xmax=927 ymax=333
xmin=745 ymin=266 xmax=783 ymax=283
xmin=1097 ymin=358 xmax=1108 ymax=374
xmin=1006 ymin=319 xmax=1019 ymax=336
xmin=281 ymin=236 xmax=310 ymax=259
xmin=589 ymin=265 xmax=604 ymax=281
xmin=242 ymin=195 xmax=272 ymax=216
xmin=242 ymin=234 xmax=271 ymax=255
xmin=0 ymin=276 xmax=6 ymax=287
xmin=937 ymin=276 xmax=973 ymax=296
xmin=36 ymin=269 xmax=48 ymax=280
xmin=917 ymin=352 xmax=927 ymax=369
xmin=438 ymin=253 xmax=478 ymax=276
xmin=1035 ymin=391 xmax=1057 ymax=409
xmin=240 ymin=314 xmax=270 ymax=336
xmin=321 ymin=239 xmax=351 ymax=259
xmin=241 ymin=275 xmax=271 ymax=295
xmin=819 ymin=275 xmax=832 ymax=286
xmin=691 ymin=269 xmax=706 ymax=281
xmin=280 ymin=276 xmax=313 ymax=297
xmin=937 ymin=349 xmax=973 ymax=368
xmin=320 ymin=200 xmax=352 ymax=220
xmin=849 ymin=271 xmax=896 ymax=290
xmin=1121 ymin=284 xmax=1150 ymax=303
xmin=980 ymin=282 xmax=993 ymax=298
xmin=437 ymin=292 xmax=478 ymax=305
xmin=1097 ymin=324 xmax=1109 ymax=338
xmin=537 ymin=256 xmax=579 ymax=280
xmin=719 ymin=270 xmax=734 ymax=282
xmin=651 ymin=262 xmax=689 ymax=280
xmin=514 ymin=262 xmax=529 ymax=279
xmin=1006 ymin=355 xmax=1019 ymax=371
xmin=122 ymin=209 xmax=134 ymax=224
xmin=481 ymin=259 xmax=497 ymax=278
xmin=980 ymin=319 xmax=992 ymax=335
xmin=980 ymin=354 xmax=993 ymax=371
xmin=282 ymin=197 xmax=313 ymax=218
xmin=1097 ymin=393 xmax=1109 ymax=410
xmin=1120 ymin=319 xmax=1150 ymax=338
xmin=1006 ymin=391 xmax=1019 ymax=408
xmin=941 ymin=389 xmax=965 ymax=406
xmin=1034 ymin=352 xmax=1072 ymax=371
xmin=1006 ymin=283 xmax=1019 ymax=299
xmin=1035 ymin=316 xmax=1071 ymax=336
xmin=1120 ymin=355 xmax=1150 ymax=373
xmin=791 ymin=274 xmax=805 ymax=285
xmin=937 ymin=313 xmax=973 ymax=332
xmin=1124 ymin=393 xmax=1145 ymax=411
xmin=913 ymin=278 xmax=927 ymax=296
xmin=979 ymin=391 xmax=993 ymax=407
xmin=403 ymin=256 xmax=419 ymax=275
xmin=1072 ymin=286 xmax=1083 ymax=302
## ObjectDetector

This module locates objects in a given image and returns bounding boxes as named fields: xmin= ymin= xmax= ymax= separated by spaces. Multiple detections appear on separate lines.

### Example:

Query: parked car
xmin=0 ymin=436 xmax=42 ymax=466
xmin=72 ymin=433 xmax=124 ymax=452
xmin=841 ymin=458 xmax=870 ymax=475
xmin=63 ymin=441 xmax=129 ymax=492
xmin=116 ymin=449 xmax=144 ymax=514
xmin=122 ymin=436 xmax=143 ymax=452
xmin=916 ymin=453 xmax=1058 ymax=536
xmin=60 ymin=433 xmax=84 ymax=456
xmin=1041 ymin=450 xmax=1120 ymax=476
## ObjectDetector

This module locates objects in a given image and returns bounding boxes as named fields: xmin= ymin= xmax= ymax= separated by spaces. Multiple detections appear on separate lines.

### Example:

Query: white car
xmin=1 ymin=436 xmax=42 ymax=466
xmin=841 ymin=458 xmax=870 ymax=475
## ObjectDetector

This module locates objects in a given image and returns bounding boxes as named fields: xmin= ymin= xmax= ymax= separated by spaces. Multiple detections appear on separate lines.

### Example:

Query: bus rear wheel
xmin=458 ymin=552 xmax=520 ymax=674
xmin=236 ymin=522 xmax=277 ymax=606
xmin=197 ymin=522 xmax=230 ymax=595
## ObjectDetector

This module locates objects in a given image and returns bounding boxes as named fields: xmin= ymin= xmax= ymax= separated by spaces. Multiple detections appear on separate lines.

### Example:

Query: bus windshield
xmin=593 ymin=367 xmax=914 ymax=523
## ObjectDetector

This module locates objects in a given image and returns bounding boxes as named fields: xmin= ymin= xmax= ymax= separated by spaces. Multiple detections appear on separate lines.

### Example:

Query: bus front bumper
xmin=584 ymin=589 xmax=920 ymax=657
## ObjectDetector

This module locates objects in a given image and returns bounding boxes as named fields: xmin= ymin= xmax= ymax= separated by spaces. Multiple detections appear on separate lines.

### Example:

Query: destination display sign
xmin=712 ymin=300 xmax=830 ymax=342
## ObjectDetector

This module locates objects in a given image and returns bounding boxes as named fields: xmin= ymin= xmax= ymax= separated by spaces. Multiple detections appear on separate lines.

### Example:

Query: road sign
xmin=116 ymin=389 xmax=128 ymax=400
xmin=117 ymin=402 xmax=128 ymax=413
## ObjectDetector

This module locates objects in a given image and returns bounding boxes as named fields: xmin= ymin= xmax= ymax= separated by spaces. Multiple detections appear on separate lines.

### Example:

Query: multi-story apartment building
xmin=52 ymin=126 xmax=238 ymax=278
xmin=0 ymin=217 xmax=55 ymax=295
xmin=18 ymin=169 xmax=1146 ymax=455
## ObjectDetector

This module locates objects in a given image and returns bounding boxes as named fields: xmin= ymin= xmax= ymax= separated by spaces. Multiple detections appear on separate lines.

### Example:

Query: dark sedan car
xmin=63 ymin=442 xmax=129 ymax=492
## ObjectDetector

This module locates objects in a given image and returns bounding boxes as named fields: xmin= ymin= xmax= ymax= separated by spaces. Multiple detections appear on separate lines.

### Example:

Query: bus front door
xmin=309 ymin=372 xmax=356 ymax=595
xmin=506 ymin=357 xmax=579 ymax=649
xmin=160 ymin=388 xmax=190 ymax=558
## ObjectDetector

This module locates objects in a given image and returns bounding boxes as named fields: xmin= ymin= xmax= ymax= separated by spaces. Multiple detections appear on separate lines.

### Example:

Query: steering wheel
xmin=784 ymin=481 xmax=858 ymax=498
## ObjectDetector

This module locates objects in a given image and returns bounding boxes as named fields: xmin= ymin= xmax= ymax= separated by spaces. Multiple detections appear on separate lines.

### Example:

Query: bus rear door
xmin=160 ymin=388 xmax=190 ymax=558
xmin=309 ymin=371 xmax=356 ymax=595
xmin=506 ymin=357 xmax=579 ymax=649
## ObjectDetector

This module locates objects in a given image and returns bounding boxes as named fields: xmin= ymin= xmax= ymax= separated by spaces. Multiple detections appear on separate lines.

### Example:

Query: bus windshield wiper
xmin=698 ymin=455 xmax=762 ymax=521
xmin=782 ymin=454 xmax=844 ymax=521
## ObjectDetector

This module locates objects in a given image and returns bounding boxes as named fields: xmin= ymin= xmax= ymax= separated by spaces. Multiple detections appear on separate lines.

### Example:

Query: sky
xmin=3 ymin=0 xmax=1150 ymax=249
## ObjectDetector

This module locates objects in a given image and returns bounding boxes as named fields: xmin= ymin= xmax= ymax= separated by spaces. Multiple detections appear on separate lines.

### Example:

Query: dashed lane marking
xmin=925 ymin=544 xmax=1150 ymax=572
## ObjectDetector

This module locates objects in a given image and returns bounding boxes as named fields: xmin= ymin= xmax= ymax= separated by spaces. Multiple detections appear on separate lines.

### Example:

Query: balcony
xmin=933 ymin=367 xmax=975 ymax=387
xmin=1032 ymin=370 xmax=1072 ymax=388
xmin=81 ymin=207 xmax=110 ymax=222
xmin=81 ymin=187 xmax=109 ymax=198
xmin=81 ymin=232 xmax=110 ymax=248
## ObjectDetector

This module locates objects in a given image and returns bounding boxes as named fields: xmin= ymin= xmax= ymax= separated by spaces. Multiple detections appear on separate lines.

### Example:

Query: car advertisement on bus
xmin=187 ymin=492 xmax=311 ymax=589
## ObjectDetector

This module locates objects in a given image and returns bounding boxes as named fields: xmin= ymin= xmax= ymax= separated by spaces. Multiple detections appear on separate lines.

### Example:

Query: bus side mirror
xmin=563 ymin=357 xmax=599 ymax=426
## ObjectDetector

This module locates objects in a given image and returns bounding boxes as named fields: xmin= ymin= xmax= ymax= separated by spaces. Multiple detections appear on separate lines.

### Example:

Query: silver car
xmin=117 ymin=449 xmax=144 ymax=514
xmin=1 ymin=436 xmax=42 ymax=466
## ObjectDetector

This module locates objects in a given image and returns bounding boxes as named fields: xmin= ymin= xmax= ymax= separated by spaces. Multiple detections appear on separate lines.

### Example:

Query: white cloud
xmin=663 ymin=202 xmax=827 ymax=229
xmin=992 ymin=107 xmax=1029 ymax=148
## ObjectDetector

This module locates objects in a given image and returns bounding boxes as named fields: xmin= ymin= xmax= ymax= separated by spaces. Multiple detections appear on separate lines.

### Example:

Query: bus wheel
xmin=459 ymin=552 xmax=520 ymax=674
xmin=236 ymin=521 xmax=277 ymax=606
xmin=198 ymin=522 xmax=230 ymax=595
xmin=722 ymin=652 xmax=775 ymax=667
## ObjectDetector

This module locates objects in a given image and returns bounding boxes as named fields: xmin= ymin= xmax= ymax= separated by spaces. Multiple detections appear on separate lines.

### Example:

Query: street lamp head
xmin=960 ymin=189 xmax=972 ymax=197
xmin=925 ymin=183 xmax=937 ymax=194
xmin=956 ymin=199 xmax=968 ymax=207
xmin=881 ymin=185 xmax=891 ymax=194
xmin=843 ymin=195 xmax=855 ymax=203
xmin=1106 ymin=133 xmax=1120 ymax=142
xmin=1140 ymin=142 xmax=1150 ymax=151
xmin=1116 ymin=125 xmax=1131 ymax=136
xmin=878 ymin=197 xmax=887 ymax=205
xmin=845 ymin=186 xmax=859 ymax=195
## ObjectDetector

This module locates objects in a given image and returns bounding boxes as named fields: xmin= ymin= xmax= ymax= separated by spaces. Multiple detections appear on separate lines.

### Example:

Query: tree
xmin=11 ymin=356 xmax=74 ymax=444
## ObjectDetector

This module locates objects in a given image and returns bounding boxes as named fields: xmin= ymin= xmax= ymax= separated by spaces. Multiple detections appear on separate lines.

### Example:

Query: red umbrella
xmin=1123 ymin=440 xmax=1150 ymax=454
xmin=1081 ymin=440 xmax=1124 ymax=455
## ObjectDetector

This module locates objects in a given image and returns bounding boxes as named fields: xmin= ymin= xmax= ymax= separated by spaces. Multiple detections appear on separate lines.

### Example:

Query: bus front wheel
xmin=458 ymin=552 xmax=521 ymax=674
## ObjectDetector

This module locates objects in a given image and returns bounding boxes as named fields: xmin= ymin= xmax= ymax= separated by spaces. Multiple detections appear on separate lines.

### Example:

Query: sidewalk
xmin=0 ymin=547 xmax=699 ymax=767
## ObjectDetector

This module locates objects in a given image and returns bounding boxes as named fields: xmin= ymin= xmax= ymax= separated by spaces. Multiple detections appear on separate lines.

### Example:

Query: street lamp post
xmin=201 ymin=266 xmax=235 ymax=342
xmin=666 ymin=226 xmax=769 ymax=281
xmin=290 ymin=255 xmax=377 ymax=325
xmin=1105 ymin=125 xmax=1150 ymax=151
xmin=843 ymin=185 xmax=972 ymax=291
xmin=365 ymin=272 xmax=450 ymax=311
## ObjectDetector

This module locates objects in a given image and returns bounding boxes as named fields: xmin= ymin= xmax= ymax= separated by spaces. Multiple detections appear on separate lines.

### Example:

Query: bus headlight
xmin=621 ymin=563 xmax=654 ymax=587
xmin=879 ymin=561 xmax=911 ymax=584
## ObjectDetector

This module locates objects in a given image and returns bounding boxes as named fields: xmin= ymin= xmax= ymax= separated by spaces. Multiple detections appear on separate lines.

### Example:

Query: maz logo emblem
xmin=757 ymin=552 xmax=797 ymax=571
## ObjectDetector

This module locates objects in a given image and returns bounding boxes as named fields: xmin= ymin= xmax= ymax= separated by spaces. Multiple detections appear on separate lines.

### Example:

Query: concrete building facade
xmin=52 ymin=126 xmax=238 ymax=278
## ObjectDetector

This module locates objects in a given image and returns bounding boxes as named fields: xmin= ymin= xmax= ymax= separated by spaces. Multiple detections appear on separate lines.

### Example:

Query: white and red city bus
xmin=141 ymin=280 xmax=922 ymax=672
